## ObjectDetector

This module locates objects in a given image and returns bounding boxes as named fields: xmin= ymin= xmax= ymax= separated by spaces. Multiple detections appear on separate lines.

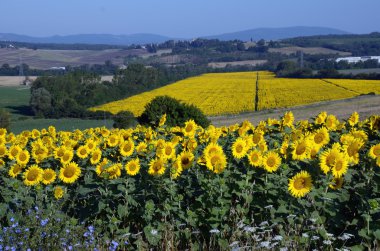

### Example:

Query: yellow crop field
xmin=91 ymin=72 xmax=258 ymax=116
xmin=325 ymin=79 xmax=380 ymax=95
xmin=257 ymin=76 xmax=357 ymax=110
xmin=91 ymin=71 xmax=380 ymax=116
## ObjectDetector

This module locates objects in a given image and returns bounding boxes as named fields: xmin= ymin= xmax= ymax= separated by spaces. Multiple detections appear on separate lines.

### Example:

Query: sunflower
xmin=315 ymin=111 xmax=327 ymax=125
xmin=0 ymin=144 xmax=7 ymax=157
xmin=16 ymin=149 xmax=30 ymax=166
xmin=8 ymin=163 xmax=23 ymax=178
xmin=31 ymin=129 xmax=41 ymax=139
xmin=0 ymin=128 xmax=6 ymax=137
xmin=331 ymin=157 xmax=349 ymax=178
xmin=90 ymin=148 xmax=102 ymax=165
xmin=178 ymin=151 xmax=194 ymax=170
xmin=312 ymin=127 xmax=330 ymax=146
xmin=54 ymin=146 xmax=66 ymax=159
xmin=148 ymin=158 xmax=166 ymax=176
xmin=183 ymin=120 xmax=197 ymax=137
xmin=329 ymin=177 xmax=344 ymax=190
xmin=248 ymin=149 xmax=262 ymax=167
xmin=105 ymin=163 xmax=122 ymax=179
xmin=119 ymin=140 xmax=135 ymax=157
xmin=203 ymin=142 xmax=224 ymax=158
xmin=350 ymin=129 xmax=368 ymax=142
xmin=343 ymin=138 xmax=364 ymax=164
xmin=206 ymin=151 xmax=227 ymax=174
xmin=76 ymin=145 xmax=89 ymax=159
xmin=125 ymin=158 xmax=141 ymax=176
xmin=107 ymin=134 xmax=120 ymax=148
xmin=282 ymin=111 xmax=294 ymax=127
xmin=54 ymin=186 xmax=64 ymax=199
xmin=288 ymin=171 xmax=312 ymax=198
xmin=251 ymin=130 xmax=264 ymax=146
xmin=85 ymin=139 xmax=98 ymax=153
xmin=60 ymin=149 xmax=74 ymax=165
xmin=136 ymin=142 xmax=147 ymax=155
xmin=158 ymin=113 xmax=167 ymax=127
xmin=161 ymin=142 xmax=176 ymax=160
xmin=59 ymin=162 xmax=81 ymax=184
xmin=42 ymin=168 xmax=57 ymax=185
xmin=291 ymin=139 xmax=310 ymax=161
xmin=96 ymin=158 xmax=109 ymax=176
xmin=262 ymin=151 xmax=281 ymax=173
xmin=170 ymin=160 xmax=183 ymax=179
xmin=183 ymin=138 xmax=198 ymax=151
xmin=325 ymin=115 xmax=339 ymax=131
xmin=319 ymin=147 xmax=343 ymax=174
xmin=23 ymin=165 xmax=43 ymax=186
xmin=369 ymin=144 xmax=380 ymax=159
xmin=348 ymin=112 xmax=359 ymax=126
xmin=377 ymin=157 xmax=380 ymax=167
xmin=231 ymin=138 xmax=248 ymax=159
xmin=8 ymin=145 xmax=21 ymax=160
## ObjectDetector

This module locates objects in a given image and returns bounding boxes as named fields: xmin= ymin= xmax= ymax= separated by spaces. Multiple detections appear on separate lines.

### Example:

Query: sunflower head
xmin=23 ymin=165 xmax=43 ymax=186
xmin=59 ymin=162 xmax=81 ymax=184
xmin=369 ymin=144 xmax=380 ymax=159
xmin=288 ymin=171 xmax=312 ymax=198
xmin=90 ymin=149 xmax=102 ymax=165
xmin=148 ymin=158 xmax=166 ymax=176
xmin=231 ymin=138 xmax=248 ymax=159
xmin=178 ymin=151 xmax=194 ymax=170
xmin=126 ymin=158 xmax=141 ymax=176
xmin=120 ymin=140 xmax=135 ymax=157
xmin=183 ymin=120 xmax=197 ymax=137
xmin=248 ymin=149 xmax=262 ymax=167
xmin=54 ymin=186 xmax=65 ymax=199
xmin=42 ymin=169 xmax=57 ymax=185
xmin=282 ymin=111 xmax=294 ymax=127
xmin=329 ymin=177 xmax=344 ymax=190
xmin=262 ymin=151 xmax=281 ymax=173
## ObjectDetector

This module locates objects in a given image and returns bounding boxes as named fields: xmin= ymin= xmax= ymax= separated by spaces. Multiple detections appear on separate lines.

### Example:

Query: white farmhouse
xmin=335 ymin=56 xmax=380 ymax=63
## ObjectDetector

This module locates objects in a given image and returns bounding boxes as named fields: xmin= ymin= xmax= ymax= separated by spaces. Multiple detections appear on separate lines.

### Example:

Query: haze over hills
xmin=203 ymin=26 xmax=350 ymax=41
xmin=0 ymin=26 xmax=350 ymax=45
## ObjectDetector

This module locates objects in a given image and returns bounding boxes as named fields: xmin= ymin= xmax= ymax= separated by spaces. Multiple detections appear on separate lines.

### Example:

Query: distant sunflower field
xmin=1 ymin=111 xmax=380 ymax=249
xmin=90 ymin=71 xmax=380 ymax=116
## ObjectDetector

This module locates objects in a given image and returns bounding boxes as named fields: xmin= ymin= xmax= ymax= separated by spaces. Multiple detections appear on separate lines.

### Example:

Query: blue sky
xmin=1 ymin=0 xmax=379 ymax=37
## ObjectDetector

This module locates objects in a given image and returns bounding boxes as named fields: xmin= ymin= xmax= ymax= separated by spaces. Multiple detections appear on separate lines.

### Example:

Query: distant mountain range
xmin=0 ymin=26 xmax=350 ymax=45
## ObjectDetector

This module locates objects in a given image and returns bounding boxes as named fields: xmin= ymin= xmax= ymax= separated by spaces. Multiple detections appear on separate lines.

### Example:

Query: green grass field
xmin=0 ymin=86 xmax=113 ymax=133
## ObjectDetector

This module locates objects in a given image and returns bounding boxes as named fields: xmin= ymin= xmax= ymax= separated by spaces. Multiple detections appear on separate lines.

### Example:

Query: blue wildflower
xmin=41 ymin=219 xmax=49 ymax=227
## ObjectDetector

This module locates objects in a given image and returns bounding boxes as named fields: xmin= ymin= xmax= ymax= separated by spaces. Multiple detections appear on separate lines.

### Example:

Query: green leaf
xmin=373 ymin=229 xmax=380 ymax=240
xmin=118 ymin=204 xmax=128 ymax=218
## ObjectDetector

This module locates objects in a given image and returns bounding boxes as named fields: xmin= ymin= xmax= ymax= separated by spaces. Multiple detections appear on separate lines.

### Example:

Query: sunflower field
xmin=90 ymin=71 xmax=380 ymax=117
xmin=1 ymin=112 xmax=380 ymax=250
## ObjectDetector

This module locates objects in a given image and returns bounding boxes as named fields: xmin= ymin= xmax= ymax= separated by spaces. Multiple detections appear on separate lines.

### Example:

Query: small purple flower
xmin=88 ymin=225 xmax=95 ymax=233
xmin=10 ymin=217 xmax=15 ymax=223
xmin=41 ymin=219 xmax=49 ymax=227
xmin=109 ymin=240 xmax=119 ymax=251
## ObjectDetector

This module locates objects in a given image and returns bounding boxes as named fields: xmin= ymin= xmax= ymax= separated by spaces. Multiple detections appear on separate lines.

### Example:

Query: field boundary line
xmin=321 ymin=79 xmax=360 ymax=95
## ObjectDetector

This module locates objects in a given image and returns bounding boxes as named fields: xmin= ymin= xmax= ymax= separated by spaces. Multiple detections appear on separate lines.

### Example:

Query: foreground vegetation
xmin=0 ymin=111 xmax=379 ymax=250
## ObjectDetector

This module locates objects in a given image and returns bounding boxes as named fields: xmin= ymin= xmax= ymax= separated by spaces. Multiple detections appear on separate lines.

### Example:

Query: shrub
xmin=138 ymin=95 xmax=210 ymax=128
xmin=0 ymin=108 xmax=11 ymax=130
xmin=113 ymin=111 xmax=138 ymax=129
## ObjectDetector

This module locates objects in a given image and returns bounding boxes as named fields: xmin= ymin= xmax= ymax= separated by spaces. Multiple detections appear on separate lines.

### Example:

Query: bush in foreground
xmin=138 ymin=95 xmax=210 ymax=128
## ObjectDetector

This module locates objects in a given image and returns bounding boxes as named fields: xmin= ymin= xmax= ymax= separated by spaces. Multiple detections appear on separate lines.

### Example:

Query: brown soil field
xmin=269 ymin=46 xmax=351 ymax=56
xmin=208 ymin=60 xmax=267 ymax=68
xmin=0 ymin=76 xmax=113 ymax=86
xmin=210 ymin=95 xmax=380 ymax=127
xmin=0 ymin=48 xmax=146 ymax=69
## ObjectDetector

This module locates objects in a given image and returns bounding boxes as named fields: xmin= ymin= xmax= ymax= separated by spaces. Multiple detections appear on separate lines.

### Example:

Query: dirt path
xmin=210 ymin=95 xmax=380 ymax=127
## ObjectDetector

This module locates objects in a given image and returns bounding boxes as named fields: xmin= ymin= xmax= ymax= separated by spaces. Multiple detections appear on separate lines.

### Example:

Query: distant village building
xmin=335 ymin=56 xmax=380 ymax=64
xmin=49 ymin=66 xmax=66 ymax=71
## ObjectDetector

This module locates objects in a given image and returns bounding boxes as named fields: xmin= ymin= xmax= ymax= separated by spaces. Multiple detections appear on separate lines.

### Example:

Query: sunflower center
xmin=165 ymin=146 xmax=172 ymax=155
xmin=44 ymin=172 xmax=53 ymax=181
xmin=182 ymin=157 xmax=190 ymax=166
xmin=186 ymin=125 xmax=193 ymax=132
xmin=373 ymin=147 xmax=380 ymax=157
xmin=27 ymin=170 xmax=38 ymax=181
xmin=251 ymin=154 xmax=259 ymax=162
xmin=19 ymin=153 xmax=27 ymax=161
xmin=314 ymin=134 xmax=323 ymax=144
xmin=129 ymin=163 xmax=137 ymax=171
xmin=294 ymin=178 xmax=305 ymax=190
xmin=267 ymin=157 xmax=275 ymax=167
xmin=236 ymin=144 xmax=243 ymax=153
xmin=335 ymin=160 xmax=343 ymax=171
xmin=64 ymin=167 xmax=75 ymax=178
xmin=296 ymin=144 xmax=306 ymax=155
xmin=123 ymin=144 xmax=132 ymax=152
